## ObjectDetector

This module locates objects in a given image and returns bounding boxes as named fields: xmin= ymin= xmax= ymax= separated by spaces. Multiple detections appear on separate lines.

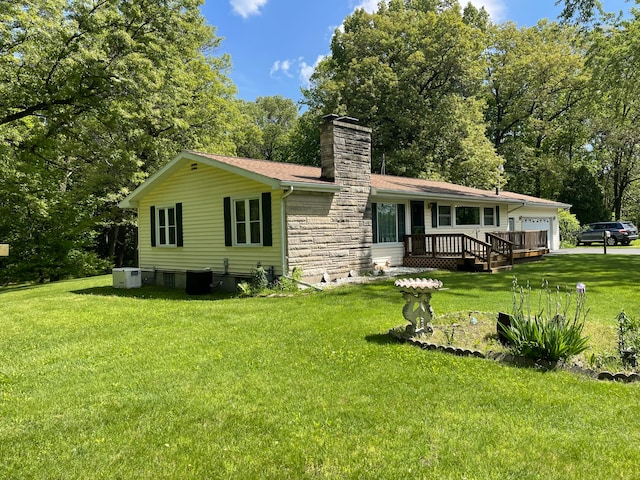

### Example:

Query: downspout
xmin=281 ymin=186 xmax=294 ymax=277
xmin=507 ymin=202 xmax=527 ymax=215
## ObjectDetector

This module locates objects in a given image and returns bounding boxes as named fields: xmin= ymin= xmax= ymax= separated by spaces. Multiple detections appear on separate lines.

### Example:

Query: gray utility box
xmin=112 ymin=267 xmax=142 ymax=289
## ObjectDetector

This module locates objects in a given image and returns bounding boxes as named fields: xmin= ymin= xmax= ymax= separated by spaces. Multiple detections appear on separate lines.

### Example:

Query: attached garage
xmin=521 ymin=217 xmax=552 ymax=249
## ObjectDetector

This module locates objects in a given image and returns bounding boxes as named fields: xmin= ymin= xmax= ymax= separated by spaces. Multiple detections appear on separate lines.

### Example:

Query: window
xmin=483 ymin=207 xmax=495 ymax=226
xmin=223 ymin=193 xmax=272 ymax=248
xmin=163 ymin=272 xmax=175 ymax=288
xmin=150 ymin=204 xmax=182 ymax=248
xmin=455 ymin=206 xmax=480 ymax=226
xmin=373 ymin=203 xmax=406 ymax=243
xmin=438 ymin=205 xmax=452 ymax=226
xmin=234 ymin=198 xmax=261 ymax=245
xmin=158 ymin=206 xmax=177 ymax=246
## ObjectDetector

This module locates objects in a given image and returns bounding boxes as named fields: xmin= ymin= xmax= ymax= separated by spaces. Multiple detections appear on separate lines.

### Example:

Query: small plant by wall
xmin=237 ymin=266 xmax=304 ymax=297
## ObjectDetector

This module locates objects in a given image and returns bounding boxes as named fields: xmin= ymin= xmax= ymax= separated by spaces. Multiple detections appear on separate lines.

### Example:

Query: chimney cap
xmin=322 ymin=114 xmax=360 ymax=125
xmin=337 ymin=116 xmax=359 ymax=124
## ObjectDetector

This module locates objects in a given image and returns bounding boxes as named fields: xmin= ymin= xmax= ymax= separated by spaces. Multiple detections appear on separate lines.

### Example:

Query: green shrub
xmin=500 ymin=278 xmax=590 ymax=363
xmin=558 ymin=209 xmax=581 ymax=247
xmin=252 ymin=266 xmax=269 ymax=292
xmin=616 ymin=310 xmax=640 ymax=368
xmin=237 ymin=267 xmax=304 ymax=297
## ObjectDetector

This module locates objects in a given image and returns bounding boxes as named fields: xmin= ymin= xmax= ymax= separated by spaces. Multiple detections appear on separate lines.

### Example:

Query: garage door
xmin=521 ymin=217 xmax=551 ymax=248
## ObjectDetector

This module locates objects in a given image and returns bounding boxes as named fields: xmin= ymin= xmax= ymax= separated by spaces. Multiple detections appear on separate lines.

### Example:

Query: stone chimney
xmin=320 ymin=114 xmax=372 ymax=186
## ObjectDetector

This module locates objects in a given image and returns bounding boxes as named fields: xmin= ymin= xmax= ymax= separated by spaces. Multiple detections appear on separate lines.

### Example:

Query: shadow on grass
xmin=390 ymin=255 xmax=640 ymax=293
xmin=72 ymin=285 xmax=235 ymax=301
xmin=0 ymin=283 xmax=44 ymax=295
xmin=364 ymin=332 xmax=399 ymax=345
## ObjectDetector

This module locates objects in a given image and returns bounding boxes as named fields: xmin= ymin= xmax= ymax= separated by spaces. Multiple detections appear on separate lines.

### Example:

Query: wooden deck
xmin=403 ymin=231 xmax=548 ymax=272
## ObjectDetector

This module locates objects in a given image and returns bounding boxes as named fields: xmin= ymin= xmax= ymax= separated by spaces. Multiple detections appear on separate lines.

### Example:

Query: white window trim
xmin=438 ymin=205 xmax=452 ymax=227
xmin=233 ymin=196 xmax=263 ymax=246
xmin=376 ymin=202 xmax=400 ymax=245
xmin=483 ymin=207 xmax=495 ymax=227
xmin=454 ymin=206 xmax=481 ymax=227
xmin=156 ymin=205 xmax=177 ymax=247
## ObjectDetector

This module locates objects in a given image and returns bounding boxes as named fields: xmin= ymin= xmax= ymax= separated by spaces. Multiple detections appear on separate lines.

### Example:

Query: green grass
xmin=2 ymin=255 xmax=640 ymax=479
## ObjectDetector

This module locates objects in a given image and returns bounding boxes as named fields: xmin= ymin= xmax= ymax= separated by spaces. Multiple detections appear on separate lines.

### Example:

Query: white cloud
xmin=270 ymin=59 xmax=293 ymax=77
xmin=353 ymin=0 xmax=379 ymax=13
xmin=269 ymin=56 xmax=326 ymax=87
xmin=466 ymin=0 xmax=506 ymax=22
xmin=299 ymin=55 xmax=326 ymax=87
xmin=230 ymin=0 xmax=268 ymax=18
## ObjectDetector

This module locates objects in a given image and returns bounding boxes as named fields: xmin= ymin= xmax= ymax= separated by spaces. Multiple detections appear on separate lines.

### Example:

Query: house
xmin=119 ymin=115 xmax=570 ymax=291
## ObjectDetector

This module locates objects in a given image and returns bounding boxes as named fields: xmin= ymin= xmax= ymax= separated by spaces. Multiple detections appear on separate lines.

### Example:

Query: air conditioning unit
xmin=112 ymin=267 xmax=142 ymax=289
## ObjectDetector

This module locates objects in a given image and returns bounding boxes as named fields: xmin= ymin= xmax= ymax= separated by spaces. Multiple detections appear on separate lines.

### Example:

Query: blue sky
xmin=203 ymin=0 xmax=630 ymax=105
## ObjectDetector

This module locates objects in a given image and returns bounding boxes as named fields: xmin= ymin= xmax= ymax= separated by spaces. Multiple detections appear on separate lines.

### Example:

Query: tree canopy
xmin=0 ymin=0 xmax=238 ymax=282
xmin=303 ymin=0 xmax=503 ymax=189
xmin=4 ymin=0 xmax=640 ymax=283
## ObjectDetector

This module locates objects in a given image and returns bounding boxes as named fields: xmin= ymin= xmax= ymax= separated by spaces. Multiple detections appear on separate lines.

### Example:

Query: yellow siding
xmin=137 ymin=161 xmax=283 ymax=275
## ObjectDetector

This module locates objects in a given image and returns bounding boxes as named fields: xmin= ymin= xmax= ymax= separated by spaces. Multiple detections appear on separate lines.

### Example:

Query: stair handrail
xmin=462 ymin=235 xmax=491 ymax=266
xmin=485 ymin=232 xmax=514 ymax=266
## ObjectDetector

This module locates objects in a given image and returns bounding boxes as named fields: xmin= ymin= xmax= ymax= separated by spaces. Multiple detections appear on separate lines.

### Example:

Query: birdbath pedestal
xmin=394 ymin=278 xmax=444 ymax=336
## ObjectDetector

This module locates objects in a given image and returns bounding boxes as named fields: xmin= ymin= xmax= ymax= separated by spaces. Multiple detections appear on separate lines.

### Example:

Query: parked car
xmin=576 ymin=221 xmax=639 ymax=246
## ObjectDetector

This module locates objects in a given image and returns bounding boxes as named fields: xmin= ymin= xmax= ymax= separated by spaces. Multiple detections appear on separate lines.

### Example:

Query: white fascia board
xmin=372 ymin=188 xmax=568 ymax=208
xmin=118 ymin=155 xmax=185 ymax=208
xmin=529 ymin=201 xmax=572 ymax=209
xmin=371 ymin=188 xmax=515 ymax=204
xmin=181 ymin=151 xmax=282 ymax=189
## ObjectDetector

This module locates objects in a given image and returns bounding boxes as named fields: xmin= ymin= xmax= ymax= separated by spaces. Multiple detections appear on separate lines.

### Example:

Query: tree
xmin=235 ymin=96 xmax=299 ymax=162
xmin=558 ymin=165 xmax=608 ymax=224
xmin=557 ymin=0 xmax=604 ymax=24
xmin=484 ymin=20 xmax=589 ymax=199
xmin=587 ymin=10 xmax=640 ymax=220
xmin=0 ymin=0 xmax=238 ymax=282
xmin=303 ymin=0 xmax=503 ymax=189
xmin=282 ymin=110 xmax=323 ymax=166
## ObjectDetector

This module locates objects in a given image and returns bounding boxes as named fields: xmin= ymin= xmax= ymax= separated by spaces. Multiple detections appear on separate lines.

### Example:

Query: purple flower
xmin=576 ymin=282 xmax=586 ymax=294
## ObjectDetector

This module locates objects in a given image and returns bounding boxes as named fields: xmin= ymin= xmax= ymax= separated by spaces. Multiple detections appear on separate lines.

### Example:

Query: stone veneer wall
xmin=286 ymin=118 xmax=373 ymax=281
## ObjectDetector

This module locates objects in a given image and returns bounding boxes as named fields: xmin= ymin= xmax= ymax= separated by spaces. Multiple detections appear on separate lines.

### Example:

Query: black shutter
xmin=223 ymin=197 xmax=232 ymax=247
xmin=496 ymin=206 xmax=500 ymax=227
xmin=262 ymin=192 xmax=272 ymax=247
xmin=397 ymin=204 xmax=406 ymax=242
xmin=372 ymin=203 xmax=378 ymax=243
xmin=176 ymin=203 xmax=183 ymax=247
xmin=150 ymin=206 xmax=156 ymax=247
xmin=431 ymin=203 xmax=438 ymax=228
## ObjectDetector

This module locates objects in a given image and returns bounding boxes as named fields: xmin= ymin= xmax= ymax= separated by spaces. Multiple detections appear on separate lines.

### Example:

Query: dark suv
xmin=576 ymin=221 xmax=639 ymax=246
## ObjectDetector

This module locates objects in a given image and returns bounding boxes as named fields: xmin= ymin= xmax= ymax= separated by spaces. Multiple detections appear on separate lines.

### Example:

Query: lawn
xmin=1 ymin=255 xmax=640 ymax=479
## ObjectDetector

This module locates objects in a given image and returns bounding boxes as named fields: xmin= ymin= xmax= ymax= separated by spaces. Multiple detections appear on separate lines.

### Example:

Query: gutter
xmin=281 ymin=186 xmax=294 ymax=277
xmin=371 ymin=188 xmax=520 ymax=205
xmin=280 ymin=181 xmax=343 ymax=193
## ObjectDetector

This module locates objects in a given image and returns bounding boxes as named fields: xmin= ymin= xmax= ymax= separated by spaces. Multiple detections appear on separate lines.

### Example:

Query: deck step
xmin=457 ymin=255 xmax=513 ymax=273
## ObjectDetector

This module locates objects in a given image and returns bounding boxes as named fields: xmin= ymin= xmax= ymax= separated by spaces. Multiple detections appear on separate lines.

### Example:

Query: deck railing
xmin=487 ymin=230 xmax=548 ymax=250
xmin=403 ymin=231 xmax=549 ymax=270
xmin=485 ymin=232 xmax=514 ymax=264
xmin=404 ymin=233 xmax=495 ymax=268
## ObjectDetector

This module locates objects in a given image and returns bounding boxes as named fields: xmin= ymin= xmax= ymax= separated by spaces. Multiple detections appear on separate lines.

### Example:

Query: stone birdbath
xmin=394 ymin=278 xmax=444 ymax=336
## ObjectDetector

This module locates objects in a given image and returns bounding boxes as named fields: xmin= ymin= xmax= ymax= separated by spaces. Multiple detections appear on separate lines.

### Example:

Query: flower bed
xmin=389 ymin=310 xmax=640 ymax=383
